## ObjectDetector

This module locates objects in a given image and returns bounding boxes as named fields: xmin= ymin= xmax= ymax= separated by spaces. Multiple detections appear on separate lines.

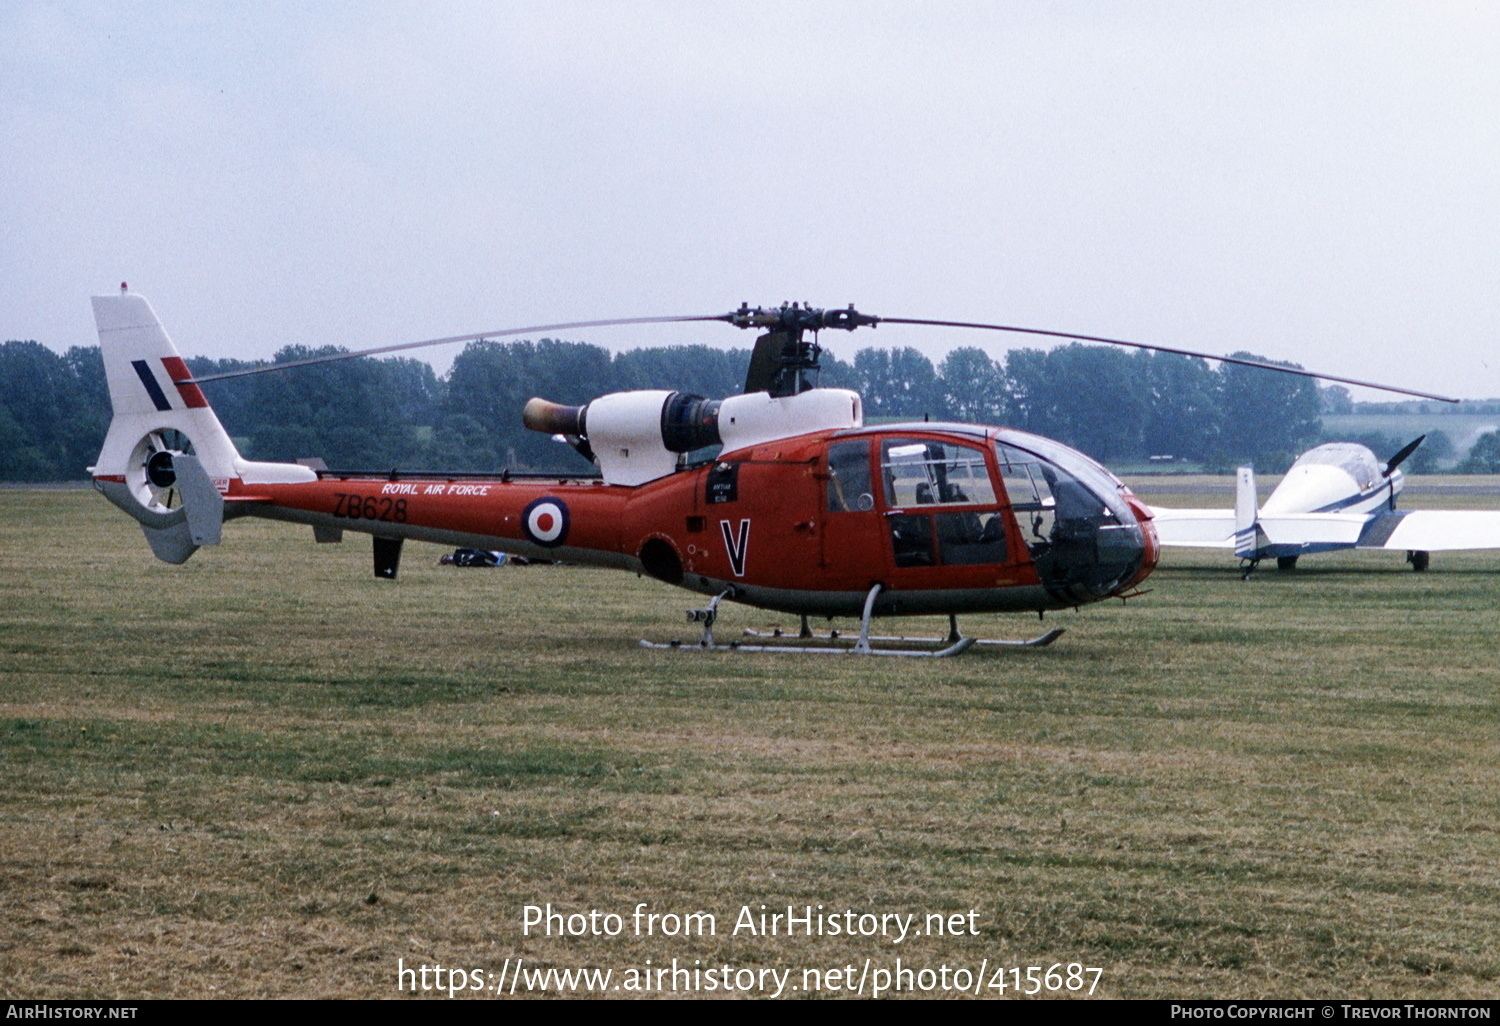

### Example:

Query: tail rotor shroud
xmin=129 ymin=428 xmax=196 ymax=513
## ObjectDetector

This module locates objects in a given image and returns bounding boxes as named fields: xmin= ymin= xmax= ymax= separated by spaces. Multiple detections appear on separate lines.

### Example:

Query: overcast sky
xmin=3 ymin=1 xmax=1497 ymax=401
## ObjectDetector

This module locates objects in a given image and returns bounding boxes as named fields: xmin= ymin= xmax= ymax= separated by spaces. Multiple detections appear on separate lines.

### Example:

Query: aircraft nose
xmin=1106 ymin=496 xmax=1158 ymax=595
xmin=1084 ymin=514 xmax=1149 ymax=597
xmin=1030 ymin=493 xmax=1151 ymax=604
xmin=993 ymin=432 xmax=1154 ymax=605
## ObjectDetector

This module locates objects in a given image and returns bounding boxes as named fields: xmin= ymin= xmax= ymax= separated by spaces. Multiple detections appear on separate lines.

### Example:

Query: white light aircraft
xmin=1148 ymin=437 xmax=1500 ymax=575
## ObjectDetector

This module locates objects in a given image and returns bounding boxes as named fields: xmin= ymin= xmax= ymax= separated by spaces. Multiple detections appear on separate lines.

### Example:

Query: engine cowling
xmin=523 ymin=387 xmax=862 ymax=486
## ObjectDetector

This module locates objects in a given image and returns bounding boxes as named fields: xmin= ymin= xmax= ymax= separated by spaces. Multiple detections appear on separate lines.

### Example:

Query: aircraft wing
xmin=1355 ymin=510 xmax=1500 ymax=551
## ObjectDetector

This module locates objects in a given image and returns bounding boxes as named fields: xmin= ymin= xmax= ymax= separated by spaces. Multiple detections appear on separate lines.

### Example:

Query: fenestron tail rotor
xmin=129 ymin=428 xmax=196 ymax=512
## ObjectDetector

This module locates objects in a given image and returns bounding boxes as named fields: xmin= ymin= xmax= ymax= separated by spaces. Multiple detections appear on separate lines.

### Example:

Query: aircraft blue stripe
xmin=1234 ymin=527 xmax=1258 ymax=556
xmin=131 ymin=360 xmax=172 ymax=412
xmin=1312 ymin=482 xmax=1391 ymax=513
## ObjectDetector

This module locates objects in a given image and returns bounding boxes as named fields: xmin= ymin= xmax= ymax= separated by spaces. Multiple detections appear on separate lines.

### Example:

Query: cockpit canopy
xmin=1286 ymin=442 xmax=1383 ymax=492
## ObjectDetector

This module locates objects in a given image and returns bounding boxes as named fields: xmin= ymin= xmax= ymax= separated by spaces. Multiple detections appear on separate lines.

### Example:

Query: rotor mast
xmin=731 ymin=303 xmax=878 ymax=396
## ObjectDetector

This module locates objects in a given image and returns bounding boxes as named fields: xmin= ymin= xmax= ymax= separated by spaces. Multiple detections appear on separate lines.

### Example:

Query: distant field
xmin=4 ymin=490 xmax=1500 ymax=999
xmin=1323 ymin=413 xmax=1500 ymax=456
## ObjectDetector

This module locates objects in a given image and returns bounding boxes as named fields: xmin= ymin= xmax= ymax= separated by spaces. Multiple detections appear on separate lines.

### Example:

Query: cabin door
xmin=818 ymin=438 xmax=886 ymax=588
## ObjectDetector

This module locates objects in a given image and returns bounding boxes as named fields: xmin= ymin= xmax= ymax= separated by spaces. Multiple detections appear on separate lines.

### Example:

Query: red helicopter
xmin=88 ymin=288 xmax=1454 ymax=656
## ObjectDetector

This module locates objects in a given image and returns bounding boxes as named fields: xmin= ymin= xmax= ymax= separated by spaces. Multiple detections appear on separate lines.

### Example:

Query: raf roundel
xmin=522 ymin=497 xmax=570 ymax=548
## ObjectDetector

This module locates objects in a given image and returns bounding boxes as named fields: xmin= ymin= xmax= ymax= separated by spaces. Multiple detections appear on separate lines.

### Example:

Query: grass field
xmin=3 ymin=488 xmax=1500 ymax=999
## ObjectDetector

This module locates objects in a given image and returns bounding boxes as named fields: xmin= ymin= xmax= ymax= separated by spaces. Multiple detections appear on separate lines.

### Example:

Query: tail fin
xmin=89 ymin=289 xmax=311 ymax=562
xmin=1233 ymin=465 xmax=1261 ymax=559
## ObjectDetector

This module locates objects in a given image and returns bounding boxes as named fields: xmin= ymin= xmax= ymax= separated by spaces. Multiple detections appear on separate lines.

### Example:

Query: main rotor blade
xmin=876 ymin=317 xmax=1460 ymax=404
xmin=180 ymin=314 xmax=733 ymax=384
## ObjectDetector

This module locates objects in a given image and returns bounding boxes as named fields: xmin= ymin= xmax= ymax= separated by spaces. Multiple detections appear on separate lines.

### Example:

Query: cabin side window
xmin=994 ymin=442 xmax=1057 ymax=553
xmin=880 ymin=439 xmax=1007 ymax=566
xmin=880 ymin=440 xmax=998 ymax=508
xmin=826 ymin=439 xmax=875 ymax=512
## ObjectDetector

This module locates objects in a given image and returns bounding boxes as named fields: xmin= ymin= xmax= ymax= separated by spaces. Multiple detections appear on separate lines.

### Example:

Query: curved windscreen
xmin=993 ymin=430 xmax=1145 ymax=601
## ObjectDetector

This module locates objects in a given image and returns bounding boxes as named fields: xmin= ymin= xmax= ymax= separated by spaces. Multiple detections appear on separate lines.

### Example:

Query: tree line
xmin=3 ymin=335 xmax=1496 ymax=480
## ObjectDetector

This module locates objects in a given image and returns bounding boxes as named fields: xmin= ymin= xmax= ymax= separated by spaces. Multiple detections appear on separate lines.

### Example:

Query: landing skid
xmin=743 ymin=624 xmax=1066 ymax=649
xmin=640 ymin=636 xmax=977 ymax=658
xmin=640 ymin=591 xmax=1060 ymax=657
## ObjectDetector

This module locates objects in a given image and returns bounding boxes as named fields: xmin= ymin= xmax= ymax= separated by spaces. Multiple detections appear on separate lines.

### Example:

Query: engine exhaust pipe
xmin=522 ymin=397 xmax=586 ymax=437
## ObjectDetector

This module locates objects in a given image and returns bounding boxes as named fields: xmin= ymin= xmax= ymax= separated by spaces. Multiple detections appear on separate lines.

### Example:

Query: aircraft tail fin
xmin=1234 ymin=465 xmax=1260 ymax=559
xmin=88 ymin=288 xmax=311 ymax=563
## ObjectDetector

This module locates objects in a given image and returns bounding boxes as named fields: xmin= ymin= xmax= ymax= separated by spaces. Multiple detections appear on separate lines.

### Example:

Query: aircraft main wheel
xmin=1276 ymin=556 xmax=1299 ymax=571
xmin=1408 ymin=550 xmax=1430 ymax=572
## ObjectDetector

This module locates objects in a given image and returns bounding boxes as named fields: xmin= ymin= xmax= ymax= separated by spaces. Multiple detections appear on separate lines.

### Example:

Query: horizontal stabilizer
xmin=1260 ymin=513 xmax=1369 ymax=548
xmin=1147 ymin=507 xmax=1237 ymax=547
xmin=1150 ymin=508 xmax=1370 ymax=550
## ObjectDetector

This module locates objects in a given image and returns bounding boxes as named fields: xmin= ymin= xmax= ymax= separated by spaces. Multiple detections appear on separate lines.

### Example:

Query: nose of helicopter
xmin=1039 ymin=496 xmax=1153 ymax=603
xmin=994 ymin=431 xmax=1156 ymax=605
xmin=1112 ymin=495 xmax=1160 ymax=594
